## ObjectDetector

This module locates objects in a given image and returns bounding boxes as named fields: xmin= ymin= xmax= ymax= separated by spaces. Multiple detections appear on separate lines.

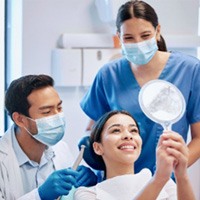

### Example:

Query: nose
xmin=134 ymin=36 xmax=143 ymax=43
xmin=122 ymin=131 xmax=133 ymax=140
xmin=52 ymin=109 xmax=60 ymax=115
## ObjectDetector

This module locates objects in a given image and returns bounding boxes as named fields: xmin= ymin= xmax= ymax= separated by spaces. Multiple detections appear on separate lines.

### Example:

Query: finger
xmin=162 ymin=131 xmax=185 ymax=144
xmin=162 ymin=139 xmax=188 ymax=156
xmin=57 ymin=182 xmax=74 ymax=196
xmin=75 ymin=174 xmax=90 ymax=187
xmin=166 ymin=146 xmax=188 ymax=162
xmin=157 ymin=133 xmax=167 ymax=148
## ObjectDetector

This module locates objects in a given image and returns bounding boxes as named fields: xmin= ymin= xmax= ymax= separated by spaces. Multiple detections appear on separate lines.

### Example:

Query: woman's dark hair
xmin=5 ymin=74 xmax=54 ymax=120
xmin=90 ymin=110 xmax=140 ymax=171
xmin=116 ymin=0 xmax=167 ymax=51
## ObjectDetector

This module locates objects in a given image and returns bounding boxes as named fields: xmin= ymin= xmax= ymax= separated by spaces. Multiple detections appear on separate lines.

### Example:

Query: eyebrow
xmin=108 ymin=123 xmax=137 ymax=130
xmin=122 ymin=31 xmax=152 ymax=38
xmin=38 ymin=100 xmax=63 ymax=110
xmin=141 ymin=31 xmax=152 ymax=34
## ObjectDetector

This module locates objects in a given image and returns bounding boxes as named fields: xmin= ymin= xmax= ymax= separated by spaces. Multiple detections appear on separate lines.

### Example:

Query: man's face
xmin=26 ymin=86 xmax=63 ymax=134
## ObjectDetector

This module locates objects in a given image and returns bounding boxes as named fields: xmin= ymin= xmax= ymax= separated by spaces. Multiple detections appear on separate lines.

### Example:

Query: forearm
xmin=85 ymin=119 xmax=95 ymax=131
xmin=188 ymin=122 xmax=200 ymax=166
xmin=176 ymin=175 xmax=196 ymax=200
xmin=134 ymin=176 xmax=168 ymax=200
xmin=187 ymin=137 xmax=200 ymax=167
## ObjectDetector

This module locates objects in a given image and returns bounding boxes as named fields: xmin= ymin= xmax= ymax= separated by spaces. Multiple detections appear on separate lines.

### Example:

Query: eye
xmin=111 ymin=128 xmax=121 ymax=134
xmin=124 ymin=36 xmax=134 ymax=40
xmin=57 ymin=106 xmax=63 ymax=112
xmin=141 ymin=34 xmax=151 ymax=40
xmin=123 ymin=36 xmax=135 ymax=42
xmin=42 ymin=110 xmax=51 ymax=115
xmin=130 ymin=128 xmax=139 ymax=134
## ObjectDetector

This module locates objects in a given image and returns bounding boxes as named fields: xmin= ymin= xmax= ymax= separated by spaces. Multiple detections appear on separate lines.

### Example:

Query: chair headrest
xmin=78 ymin=136 xmax=105 ymax=170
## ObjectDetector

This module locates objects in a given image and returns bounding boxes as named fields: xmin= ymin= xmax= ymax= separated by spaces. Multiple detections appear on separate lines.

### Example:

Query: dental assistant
xmin=0 ymin=75 xmax=97 ymax=200
xmin=80 ymin=0 xmax=200 ymax=175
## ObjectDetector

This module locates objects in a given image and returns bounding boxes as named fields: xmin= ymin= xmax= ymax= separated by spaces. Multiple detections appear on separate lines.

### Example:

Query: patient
xmin=74 ymin=110 xmax=195 ymax=200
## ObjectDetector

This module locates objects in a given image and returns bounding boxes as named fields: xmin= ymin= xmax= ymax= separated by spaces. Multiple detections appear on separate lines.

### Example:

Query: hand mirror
xmin=138 ymin=80 xmax=186 ymax=130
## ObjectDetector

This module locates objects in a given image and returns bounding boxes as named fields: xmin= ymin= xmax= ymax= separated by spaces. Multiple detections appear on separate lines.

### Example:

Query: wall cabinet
xmin=82 ymin=48 xmax=121 ymax=86
xmin=51 ymin=48 xmax=121 ymax=86
xmin=51 ymin=49 xmax=82 ymax=86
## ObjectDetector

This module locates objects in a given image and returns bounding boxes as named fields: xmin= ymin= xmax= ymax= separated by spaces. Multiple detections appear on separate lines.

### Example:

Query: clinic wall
xmin=21 ymin=0 xmax=200 ymax=198
xmin=22 ymin=0 xmax=112 ymax=154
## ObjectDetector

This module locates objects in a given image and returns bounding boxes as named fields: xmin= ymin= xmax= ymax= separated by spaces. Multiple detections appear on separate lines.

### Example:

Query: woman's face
xmin=93 ymin=113 xmax=142 ymax=168
xmin=119 ymin=17 xmax=160 ymax=44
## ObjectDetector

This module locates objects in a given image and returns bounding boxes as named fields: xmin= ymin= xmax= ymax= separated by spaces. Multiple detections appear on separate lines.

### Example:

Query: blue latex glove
xmin=75 ymin=165 xmax=98 ymax=187
xmin=38 ymin=168 xmax=78 ymax=200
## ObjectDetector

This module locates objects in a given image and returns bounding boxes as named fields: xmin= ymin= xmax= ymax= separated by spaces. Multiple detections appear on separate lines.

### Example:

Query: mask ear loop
xmin=23 ymin=116 xmax=37 ymax=136
xmin=23 ymin=126 xmax=35 ymax=136
xmin=155 ymin=26 xmax=161 ymax=42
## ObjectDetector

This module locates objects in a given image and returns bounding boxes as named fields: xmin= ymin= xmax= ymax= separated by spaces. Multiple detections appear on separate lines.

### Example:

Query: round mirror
xmin=138 ymin=79 xmax=186 ymax=130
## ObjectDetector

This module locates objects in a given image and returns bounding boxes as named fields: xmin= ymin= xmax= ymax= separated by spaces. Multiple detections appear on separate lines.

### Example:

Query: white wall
xmin=18 ymin=0 xmax=200 ymax=198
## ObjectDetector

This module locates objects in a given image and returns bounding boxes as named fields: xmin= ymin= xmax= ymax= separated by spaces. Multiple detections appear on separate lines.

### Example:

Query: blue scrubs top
xmin=80 ymin=51 xmax=200 ymax=174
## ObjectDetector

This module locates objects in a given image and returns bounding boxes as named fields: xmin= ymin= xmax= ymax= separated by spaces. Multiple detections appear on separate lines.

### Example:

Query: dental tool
xmin=57 ymin=145 xmax=86 ymax=200
xmin=72 ymin=145 xmax=85 ymax=170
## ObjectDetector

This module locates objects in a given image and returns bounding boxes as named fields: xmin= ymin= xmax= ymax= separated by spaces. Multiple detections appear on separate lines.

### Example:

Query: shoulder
xmin=170 ymin=51 xmax=200 ymax=65
xmin=0 ymin=125 xmax=15 ymax=155
xmin=98 ymin=57 xmax=129 ymax=75
xmin=74 ymin=186 xmax=96 ymax=200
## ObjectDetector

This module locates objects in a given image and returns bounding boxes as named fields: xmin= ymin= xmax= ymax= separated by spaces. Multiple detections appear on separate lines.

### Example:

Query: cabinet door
xmin=51 ymin=49 xmax=82 ymax=86
xmin=82 ymin=48 xmax=121 ymax=86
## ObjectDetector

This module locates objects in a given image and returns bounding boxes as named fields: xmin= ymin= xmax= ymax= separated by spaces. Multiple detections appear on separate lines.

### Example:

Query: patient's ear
xmin=93 ymin=142 xmax=104 ymax=156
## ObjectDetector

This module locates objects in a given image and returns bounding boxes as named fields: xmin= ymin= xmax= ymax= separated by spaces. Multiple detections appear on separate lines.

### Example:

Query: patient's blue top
xmin=80 ymin=51 xmax=200 ymax=174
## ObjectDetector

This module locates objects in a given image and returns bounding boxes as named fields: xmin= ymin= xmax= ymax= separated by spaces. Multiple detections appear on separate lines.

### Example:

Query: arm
xmin=188 ymin=122 xmax=200 ymax=166
xmin=135 ymin=131 xmax=196 ymax=200
xmin=134 ymin=132 xmax=174 ymax=200
xmin=85 ymin=119 xmax=95 ymax=131
xmin=163 ymin=132 xmax=196 ymax=200
xmin=133 ymin=176 xmax=169 ymax=200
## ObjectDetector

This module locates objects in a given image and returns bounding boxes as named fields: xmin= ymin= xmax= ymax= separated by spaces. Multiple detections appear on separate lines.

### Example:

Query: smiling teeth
xmin=120 ymin=145 xmax=134 ymax=149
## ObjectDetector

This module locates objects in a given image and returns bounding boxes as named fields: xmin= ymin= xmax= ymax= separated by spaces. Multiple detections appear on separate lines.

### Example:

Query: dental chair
xmin=78 ymin=136 xmax=105 ymax=171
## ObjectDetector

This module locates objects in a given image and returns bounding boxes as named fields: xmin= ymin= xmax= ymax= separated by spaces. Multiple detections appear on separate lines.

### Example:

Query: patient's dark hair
xmin=116 ymin=0 xmax=167 ymax=51
xmin=5 ymin=74 xmax=54 ymax=120
xmin=90 ymin=110 xmax=140 ymax=171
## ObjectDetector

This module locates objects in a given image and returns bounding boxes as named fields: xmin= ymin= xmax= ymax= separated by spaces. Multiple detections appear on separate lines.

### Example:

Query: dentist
xmin=0 ymin=74 xmax=97 ymax=200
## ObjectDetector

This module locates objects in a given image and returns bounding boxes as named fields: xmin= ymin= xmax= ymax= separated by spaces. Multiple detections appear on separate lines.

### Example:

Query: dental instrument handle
xmin=72 ymin=145 xmax=85 ymax=170
xmin=57 ymin=145 xmax=85 ymax=200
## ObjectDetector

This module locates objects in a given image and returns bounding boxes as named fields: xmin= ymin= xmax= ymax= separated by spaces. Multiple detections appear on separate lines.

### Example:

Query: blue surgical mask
xmin=24 ymin=112 xmax=65 ymax=146
xmin=121 ymin=36 xmax=158 ymax=65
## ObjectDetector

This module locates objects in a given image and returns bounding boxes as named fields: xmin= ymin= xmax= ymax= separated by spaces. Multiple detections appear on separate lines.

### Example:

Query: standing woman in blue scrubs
xmin=80 ymin=0 xmax=200 ymax=175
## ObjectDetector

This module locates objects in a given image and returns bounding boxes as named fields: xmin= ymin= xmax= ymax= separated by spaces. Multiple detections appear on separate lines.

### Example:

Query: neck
xmin=15 ymin=127 xmax=46 ymax=163
xmin=105 ymin=163 xmax=134 ymax=179
xmin=131 ymin=51 xmax=170 ymax=87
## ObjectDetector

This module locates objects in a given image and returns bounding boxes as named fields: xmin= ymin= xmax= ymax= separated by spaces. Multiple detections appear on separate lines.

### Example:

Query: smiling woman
xmin=91 ymin=110 xmax=142 ymax=179
xmin=74 ymin=110 xmax=195 ymax=200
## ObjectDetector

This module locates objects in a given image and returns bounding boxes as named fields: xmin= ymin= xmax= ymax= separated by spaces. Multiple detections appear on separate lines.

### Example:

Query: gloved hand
xmin=38 ymin=168 xmax=78 ymax=200
xmin=75 ymin=165 xmax=98 ymax=187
